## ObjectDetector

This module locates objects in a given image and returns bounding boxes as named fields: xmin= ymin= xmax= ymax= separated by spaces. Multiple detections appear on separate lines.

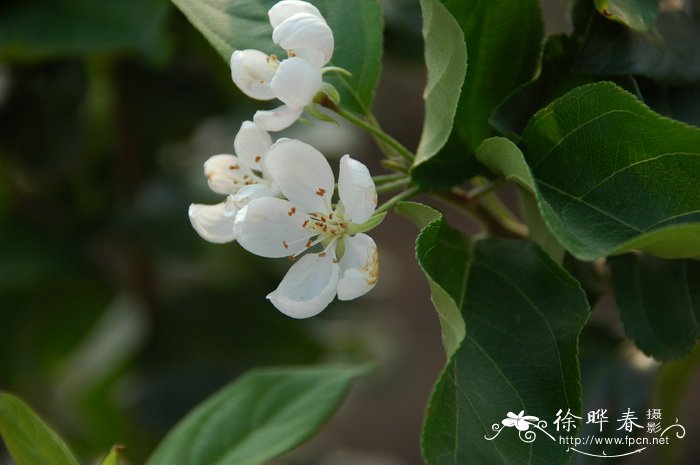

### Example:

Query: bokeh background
xmin=1 ymin=0 xmax=697 ymax=464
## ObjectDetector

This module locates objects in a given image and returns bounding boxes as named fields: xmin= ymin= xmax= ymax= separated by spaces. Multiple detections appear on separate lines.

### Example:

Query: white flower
xmin=230 ymin=0 xmax=334 ymax=132
xmin=188 ymin=121 xmax=279 ymax=243
xmin=502 ymin=411 xmax=540 ymax=431
xmin=234 ymin=138 xmax=379 ymax=318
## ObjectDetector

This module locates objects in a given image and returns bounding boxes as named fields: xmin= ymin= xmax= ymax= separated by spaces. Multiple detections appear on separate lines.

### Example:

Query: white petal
xmin=267 ymin=251 xmax=339 ymax=318
xmin=204 ymin=154 xmax=259 ymax=195
xmin=270 ymin=57 xmax=322 ymax=109
xmin=273 ymin=13 xmax=334 ymax=67
xmin=230 ymin=183 xmax=279 ymax=209
xmin=265 ymin=138 xmax=334 ymax=214
xmin=254 ymin=105 xmax=303 ymax=132
xmin=230 ymin=49 xmax=277 ymax=100
xmin=268 ymin=0 xmax=323 ymax=28
xmin=234 ymin=197 xmax=313 ymax=258
xmin=188 ymin=198 xmax=237 ymax=243
xmin=234 ymin=121 xmax=272 ymax=169
xmin=338 ymin=155 xmax=377 ymax=224
xmin=337 ymin=233 xmax=378 ymax=301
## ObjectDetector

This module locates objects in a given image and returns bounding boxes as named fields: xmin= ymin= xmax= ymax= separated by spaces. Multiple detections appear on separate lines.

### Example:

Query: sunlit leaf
xmin=413 ymin=0 xmax=467 ymax=166
xmin=522 ymin=82 xmax=700 ymax=260
xmin=0 ymin=393 xmax=79 ymax=465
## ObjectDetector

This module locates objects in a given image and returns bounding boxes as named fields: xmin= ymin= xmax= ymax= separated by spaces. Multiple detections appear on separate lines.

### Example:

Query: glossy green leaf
xmin=491 ymin=34 xmax=595 ymax=138
xmin=444 ymin=0 xmax=543 ymax=151
xmin=410 ymin=0 xmax=543 ymax=188
xmin=396 ymin=202 xmax=468 ymax=357
xmin=422 ymin=239 xmax=590 ymax=465
xmin=170 ymin=0 xmax=382 ymax=114
xmin=0 ymin=0 xmax=169 ymax=60
xmin=0 ymin=393 xmax=79 ymax=465
xmin=476 ymin=137 xmax=535 ymax=192
xmin=413 ymin=0 xmax=467 ymax=166
xmin=522 ymin=81 xmax=700 ymax=260
xmin=145 ymin=365 xmax=367 ymax=465
xmin=610 ymin=254 xmax=700 ymax=360
xmin=594 ymin=0 xmax=658 ymax=31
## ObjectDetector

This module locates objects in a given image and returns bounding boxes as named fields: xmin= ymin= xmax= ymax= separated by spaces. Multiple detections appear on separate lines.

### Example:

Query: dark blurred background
xmin=0 ymin=0 xmax=697 ymax=464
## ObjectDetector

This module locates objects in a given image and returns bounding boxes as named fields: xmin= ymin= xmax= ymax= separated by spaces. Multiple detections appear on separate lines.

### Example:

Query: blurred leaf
xmin=144 ymin=365 xmax=368 ymax=465
xmin=491 ymin=35 xmax=595 ymax=138
xmin=411 ymin=0 xmax=543 ymax=188
xmin=0 ymin=0 xmax=170 ymax=60
xmin=100 ymin=446 xmax=123 ymax=465
xmin=170 ymin=0 xmax=383 ymax=114
xmin=655 ymin=344 xmax=700 ymax=465
xmin=0 ymin=393 xmax=79 ymax=465
xmin=395 ymin=202 xmax=468 ymax=357
xmin=594 ymin=0 xmax=658 ymax=31
xmin=574 ymin=0 xmax=700 ymax=83
xmin=522 ymin=82 xmax=700 ymax=260
xmin=610 ymin=254 xmax=700 ymax=360
xmin=574 ymin=326 xmax=655 ymax=465
xmin=421 ymin=239 xmax=590 ymax=465
xmin=413 ymin=0 xmax=467 ymax=166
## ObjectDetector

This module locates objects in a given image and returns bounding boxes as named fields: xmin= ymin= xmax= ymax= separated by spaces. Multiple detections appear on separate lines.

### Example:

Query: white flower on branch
xmin=230 ymin=0 xmax=335 ymax=132
xmin=188 ymin=121 xmax=279 ymax=243
xmin=233 ymin=138 xmax=381 ymax=318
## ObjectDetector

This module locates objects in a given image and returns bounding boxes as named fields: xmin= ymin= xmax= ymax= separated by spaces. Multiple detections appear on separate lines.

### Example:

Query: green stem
xmin=376 ymin=177 xmax=412 ymax=194
xmin=375 ymin=186 xmax=421 ymax=215
xmin=465 ymin=178 xmax=505 ymax=200
xmin=333 ymin=106 xmax=415 ymax=163
xmin=373 ymin=172 xmax=407 ymax=184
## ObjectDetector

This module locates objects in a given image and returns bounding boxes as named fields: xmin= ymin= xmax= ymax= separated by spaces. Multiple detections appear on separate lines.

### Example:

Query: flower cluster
xmin=189 ymin=1 xmax=381 ymax=318
xmin=231 ymin=0 xmax=335 ymax=132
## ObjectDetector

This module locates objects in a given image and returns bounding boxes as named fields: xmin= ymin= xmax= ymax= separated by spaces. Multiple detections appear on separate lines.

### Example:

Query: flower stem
xmin=372 ymin=172 xmax=407 ymax=184
xmin=375 ymin=186 xmax=421 ymax=215
xmin=332 ymin=106 xmax=415 ymax=163
xmin=376 ymin=177 xmax=412 ymax=194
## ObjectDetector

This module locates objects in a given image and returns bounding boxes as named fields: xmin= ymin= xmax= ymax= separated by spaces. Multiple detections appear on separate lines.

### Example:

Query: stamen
xmin=329 ymin=213 xmax=334 ymax=219
xmin=302 ymin=219 xmax=309 ymax=227
xmin=288 ymin=207 xmax=296 ymax=217
xmin=315 ymin=188 xmax=326 ymax=197
xmin=229 ymin=165 xmax=239 ymax=170
xmin=255 ymin=156 xmax=262 ymax=162
xmin=305 ymin=239 xmax=313 ymax=248
xmin=282 ymin=241 xmax=289 ymax=249
xmin=319 ymin=252 xmax=327 ymax=257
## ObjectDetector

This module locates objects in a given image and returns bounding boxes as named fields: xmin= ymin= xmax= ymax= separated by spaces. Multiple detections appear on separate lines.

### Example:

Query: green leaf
xmin=0 ymin=0 xmax=169 ymax=60
xmin=410 ymin=0 xmax=543 ymax=188
xmin=476 ymin=137 xmax=535 ymax=192
xmin=610 ymin=254 xmax=700 ymax=360
xmin=594 ymin=0 xmax=659 ymax=31
xmin=145 ymin=365 xmax=367 ymax=465
xmin=413 ymin=0 xmax=467 ymax=166
xmin=395 ymin=202 xmax=468 ymax=357
xmin=100 ymin=446 xmax=123 ymax=465
xmin=491 ymin=34 xmax=596 ymax=138
xmin=0 ymin=393 xmax=79 ymax=465
xmin=170 ymin=0 xmax=383 ymax=114
xmin=522 ymin=81 xmax=700 ymax=260
xmin=422 ymin=239 xmax=590 ymax=465
xmin=444 ymin=0 xmax=543 ymax=151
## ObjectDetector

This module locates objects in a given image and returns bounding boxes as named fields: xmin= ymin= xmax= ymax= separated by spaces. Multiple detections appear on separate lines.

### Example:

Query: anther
xmin=288 ymin=207 xmax=296 ymax=216
xmin=282 ymin=241 xmax=289 ymax=249
xmin=315 ymin=188 xmax=326 ymax=197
